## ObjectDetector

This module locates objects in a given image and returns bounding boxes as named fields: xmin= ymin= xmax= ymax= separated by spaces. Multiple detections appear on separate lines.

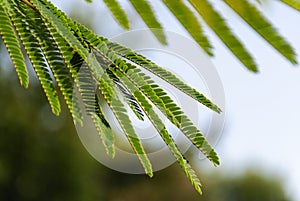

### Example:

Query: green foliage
xmin=99 ymin=0 xmax=298 ymax=71
xmin=188 ymin=0 xmax=258 ymax=72
xmin=224 ymin=0 xmax=297 ymax=65
xmin=107 ymin=65 xmax=203 ymax=192
xmin=103 ymin=0 xmax=130 ymax=29
xmin=104 ymin=41 xmax=221 ymax=114
xmin=0 ymin=0 xmax=223 ymax=195
xmin=163 ymin=0 xmax=213 ymax=56
xmin=0 ymin=4 xmax=28 ymax=87
xmin=129 ymin=0 xmax=167 ymax=44
xmin=0 ymin=0 xmax=299 ymax=196
xmin=5 ymin=0 xmax=61 ymax=115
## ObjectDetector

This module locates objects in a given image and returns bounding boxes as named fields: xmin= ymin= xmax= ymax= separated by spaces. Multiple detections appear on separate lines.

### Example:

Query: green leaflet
xmin=280 ymin=0 xmax=300 ymax=12
xmin=127 ymin=64 xmax=219 ymax=165
xmin=7 ymin=0 xmax=60 ymax=115
xmin=72 ymin=20 xmax=220 ymax=115
xmin=105 ymin=41 xmax=221 ymax=113
xmin=108 ymin=66 xmax=203 ymax=194
xmin=94 ymin=48 xmax=144 ymax=121
xmin=224 ymin=0 xmax=297 ymax=65
xmin=21 ymin=4 xmax=83 ymax=125
xmin=162 ymin=0 xmax=213 ymax=56
xmin=76 ymin=60 xmax=115 ymax=157
xmin=129 ymin=0 xmax=167 ymax=44
xmin=91 ymin=111 xmax=115 ymax=157
xmin=1 ymin=0 xmax=229 ymax=194
xmin=16 ymin=0 xmax=113 ymax=156
xmin=103 ymin=0 xmax=130 ymax=29
xmin=0 ymin=2 xmax=29 ymax=87
xmin=33 ymin=0 xmax=116 ymax=156
xmin=106 ymin=68 xmax=144 ymax=121
xmin=97 ymin=72 xmax=153 ymax=177
xmin=188 ymin=0 xmax=258 ymax=72
xmin=32 ymin=0 xmax=151 ymax=174
xmin=107 ymin=56 xmax=219 ymax=166
xmin=93 ymin=46 xmax=152 ymax=173
xmin=67 ymin=20 xmax=145 ymax=121
xmin=29 ymin=0 xmax=91 ymax=61
xmin=68 ymin=23 xmax=221 ymax=161
xmin=94 ymin=92 xmax=115 ymax=157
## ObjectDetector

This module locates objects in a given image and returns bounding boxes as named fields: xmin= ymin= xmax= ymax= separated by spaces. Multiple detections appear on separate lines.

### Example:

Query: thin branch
xmin=22 ymin=0 xmax=35 ymax=9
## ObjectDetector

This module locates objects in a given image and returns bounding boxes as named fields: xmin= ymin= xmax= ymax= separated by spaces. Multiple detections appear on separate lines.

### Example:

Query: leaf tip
xmin=147 ymin=171 xmax=154 ymax=178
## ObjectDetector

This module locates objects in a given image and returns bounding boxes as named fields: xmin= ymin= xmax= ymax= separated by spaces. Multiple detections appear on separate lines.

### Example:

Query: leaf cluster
xmin=95 ymin=0 xmax=299 ymax=72
xmin=0 ymin=0 xmax=225 ymax=194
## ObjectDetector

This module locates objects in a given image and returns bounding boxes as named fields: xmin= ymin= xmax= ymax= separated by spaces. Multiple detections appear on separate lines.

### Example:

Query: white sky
xmin=52 ymin=0 xmax=300 ymax=200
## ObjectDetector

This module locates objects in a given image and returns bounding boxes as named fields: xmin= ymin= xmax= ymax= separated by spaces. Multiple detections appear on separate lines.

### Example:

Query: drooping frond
xmin=29 ymin=0 xmax=90 ymax=59
xmin=162 ymin=0 xmax=213 ymax=56
xmin=97 ymin=72 xmax=153 ymax=177
xmin=188 ymin=0 xmax=258 ymax=72
xmin=91 ymin=0 xmax=298 ymax=72
xmin=7 ymin=0 xmax=61 ymax=115
xmin=108 ymin=65 xmax=203 ymax=194
xmin=76 ymin=59 xmax=115 ymax=157
xmin=128 ymin=64 xmax=219 ymax=165
xmin=0 ymin=2 xmax=28 ymax=87
xmin=103 ymin=0 xmax=130 ymax=29
xmin=106 ymin=68 xmax=144 ymax=121
xmin=21 ymin=3 xmax=83 ymax=125
xmin=129 ymin=0 xmax=167 ymax=44
xmin=224 ymin=0 xmax=297 ymax=65
xmin=2 ymin=0 xmax=300 ymax=196
xmin=280 ymin=0 xmax=300 ymax=12
xmin=107 ymin=57 xmax=219 ymax=165
xmin=91 ymin=109 xmax=115 ymax=157
xmin=105 ymin=41 xmax=221 ymax=113
xmin=66 ymin=16 xmax=218 ymax=184
xmin=14 ymin=0 xmax=116 ymax=157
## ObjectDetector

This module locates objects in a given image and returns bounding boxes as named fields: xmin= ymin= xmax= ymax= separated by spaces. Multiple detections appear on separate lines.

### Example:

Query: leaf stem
xmin=22 ymin=0 xmax=35 ymax=9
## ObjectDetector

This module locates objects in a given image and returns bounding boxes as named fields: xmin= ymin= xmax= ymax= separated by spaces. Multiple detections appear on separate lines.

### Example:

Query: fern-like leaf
xmin=105 ymin=41 xmax=221 ymax=113
xmin=76 ymin=60 xmax=115 ymax=157
xmin=7 ymin=0 xmax=60 ymax=115
xmin=98 ymin=73 xmax=153 ymax=177
xmin=0 ymin=3 xmax=29 ymax=87
xmin=108 ymin=65 xmax=203 ymax=194
xmin=129 ymin=0 xmax=167 ymax=44
xmin=103 ymin=0 xmax=130 ymax=29
xmin=162 ymin=0 xmax=213 ymax=56
xmin=1 ymin=0 xmax=228 ymax=194
xmin=109 ymin=57 xmax=219 ymax=165
xmin=72 ymin=20 xmax=220 ymax=114
xmin=188 ymin=0 xmax=258 ymax=72
xmin=91 ymin=110 xmax=115 ymax=157
xmin=20 ymin=3 xmax=83 ymax=125
xmin=224 ymin=0 xmax=297 ymax=64
xmin=106 ymin=68 xmax=144 ymax=121
xmin=31 ymin=0 xmax=117 ymax=156
xmin=89 ymin=35 xmax=219 ymax=165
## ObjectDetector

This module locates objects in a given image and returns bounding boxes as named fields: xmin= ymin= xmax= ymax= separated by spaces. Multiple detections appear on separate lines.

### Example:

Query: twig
xmin=22 ymin=0 xmax=35 ymax=10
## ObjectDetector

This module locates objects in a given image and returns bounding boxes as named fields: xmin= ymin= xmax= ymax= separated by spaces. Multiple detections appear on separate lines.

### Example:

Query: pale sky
xmin=52 ymin=0 xmax=300 ymax=200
